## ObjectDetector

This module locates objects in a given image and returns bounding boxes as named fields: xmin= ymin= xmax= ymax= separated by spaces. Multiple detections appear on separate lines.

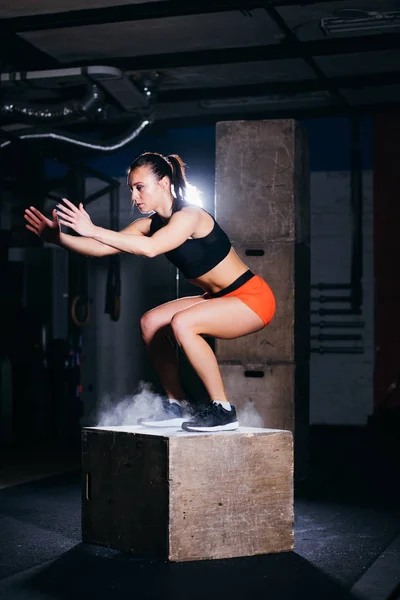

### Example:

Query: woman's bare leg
xmin=170 ymin=297 xmax=265 ymax=402
xmin=145 ymin=326 xmax=183 ymax=400
xmin=140 ymin=296 xmax=206 ymax=400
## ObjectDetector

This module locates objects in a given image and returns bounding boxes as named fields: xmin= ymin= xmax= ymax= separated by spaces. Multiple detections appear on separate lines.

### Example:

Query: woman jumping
xmin=24 ymin=152 xmax=276 ymax=432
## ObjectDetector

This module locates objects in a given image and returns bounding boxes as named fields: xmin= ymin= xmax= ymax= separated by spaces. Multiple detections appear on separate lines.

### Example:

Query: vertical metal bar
xmin=350 ymin=116 xmax=363 ymax=313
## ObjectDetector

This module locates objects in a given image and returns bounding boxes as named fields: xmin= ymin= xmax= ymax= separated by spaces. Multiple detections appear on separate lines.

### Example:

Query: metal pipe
xmin=0 ymin=127 xmax=25 ymax=146
xmin=311 ymin=308 xmax=362 ymax=316
xmin=350 ymin=115 xmax=363 ymax=312
xmin=311 ymin=295 xmax=352 ymax=303
xmin=105 ymin=186 xmax=121 ymax=322
xmin=0 ymin=84 xmax=104 ymax=123
xmin=0 ymin=117 xmax=152 ymax=151
xmin=311 ymin=283 xmax=352 ymax=290
xmin=310 ymin=347 xmax=364 ymax=354
xmin=310 ymin=334 xmax=362 ymax=341
xmin=110 ymin=186 xmax=120 ymax=231
xmin=310 ymin=321 xmax=365 ymax=328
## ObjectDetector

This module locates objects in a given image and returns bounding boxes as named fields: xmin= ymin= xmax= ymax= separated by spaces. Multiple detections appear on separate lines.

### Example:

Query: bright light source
xmin=186 ymin=183 xmax=203 ymax=207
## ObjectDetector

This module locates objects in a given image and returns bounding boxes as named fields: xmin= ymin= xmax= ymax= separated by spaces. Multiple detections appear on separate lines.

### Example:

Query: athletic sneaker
xmin=139 ymin=399 xmax=185 ymax=428
xmin=181 ymin=401 xmax=239 ymax=432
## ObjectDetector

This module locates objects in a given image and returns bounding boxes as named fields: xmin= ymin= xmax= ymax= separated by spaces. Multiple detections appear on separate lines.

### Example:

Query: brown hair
xmin=128 ymin=152 xmax=187 ymax=213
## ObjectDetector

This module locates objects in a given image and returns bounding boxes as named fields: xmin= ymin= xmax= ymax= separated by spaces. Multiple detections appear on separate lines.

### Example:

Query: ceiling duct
xmin=0 ymin=84 xmax=104 ymax=124
xmin=0 ymin=66 xmax=149 ymax=112
xmin=0 ymin=117 xmax=152 ymax=152
xmin=321 ymin=11 xmax=400 ymax=36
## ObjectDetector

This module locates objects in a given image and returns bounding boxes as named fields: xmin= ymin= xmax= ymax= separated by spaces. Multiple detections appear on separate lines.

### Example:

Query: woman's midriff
xmin=188 ymin=248 xmax=249 ymax=295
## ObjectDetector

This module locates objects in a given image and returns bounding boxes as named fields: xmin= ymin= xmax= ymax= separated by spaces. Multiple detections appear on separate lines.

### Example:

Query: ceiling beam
xmin=261 ymin=1 xmax=346 ymax=107
xmin=147 ymin=101 xmax=400 ymax=130
xmin=60 ymin=32 xmax=400 ymax=71
xmin=0 ymin=0 xmax=370 ymax=34
xmin=271 ymin=0 xmax=356 ymax=5
xmin=0 ymin=33 xmax=59 ymax=70
xmin=157 ymin=71 xmax=400 ymax=103
xmin=0 ymin=1 xmax=263 ymax=33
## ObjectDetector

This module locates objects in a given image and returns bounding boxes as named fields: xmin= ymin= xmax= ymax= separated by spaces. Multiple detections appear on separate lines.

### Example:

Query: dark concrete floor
xmin=0 ymin=424 xmax=399 ymax=600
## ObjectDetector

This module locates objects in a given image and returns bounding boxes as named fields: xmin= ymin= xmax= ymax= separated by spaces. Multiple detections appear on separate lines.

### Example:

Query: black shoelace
xmin=196 ymin=402 xmax=222 ymax=419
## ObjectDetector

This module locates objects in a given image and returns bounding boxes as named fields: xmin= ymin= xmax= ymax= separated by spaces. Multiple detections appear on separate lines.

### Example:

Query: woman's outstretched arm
xmin=24 ymin=204 xmax=151 ymax=257
xmin=58 ymin=232 xmax=121 ymax=257
xmin=56 ymin=198 xmax=199 ymax=257
xmin=59 ymin=218 xmax=152 ymax=257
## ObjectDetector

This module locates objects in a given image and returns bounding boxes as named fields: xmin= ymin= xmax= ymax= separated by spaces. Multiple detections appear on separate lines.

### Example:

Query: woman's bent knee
xmin=140 ymin=311 xmax=157 ymax=343
xmin=170 ymin=312 xmax=191 ymax=342
xmin=140 ymin=311 xmax=172 ymax=345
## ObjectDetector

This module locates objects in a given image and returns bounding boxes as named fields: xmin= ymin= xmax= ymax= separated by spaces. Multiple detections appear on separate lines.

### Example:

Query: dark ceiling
xmin=0 ymin=0 xmax=400 ymax=134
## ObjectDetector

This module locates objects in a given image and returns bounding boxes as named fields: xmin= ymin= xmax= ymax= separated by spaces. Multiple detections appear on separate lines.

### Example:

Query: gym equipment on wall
xmin=310 ymin=117 xmax=365 ymax=355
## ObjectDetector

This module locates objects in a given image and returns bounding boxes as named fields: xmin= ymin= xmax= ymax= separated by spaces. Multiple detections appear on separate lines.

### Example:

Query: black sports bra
xmin=149 ymin=210 xmax=232 ymax=278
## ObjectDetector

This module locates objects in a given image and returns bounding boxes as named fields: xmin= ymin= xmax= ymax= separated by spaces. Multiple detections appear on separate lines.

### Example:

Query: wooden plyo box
xmin=82 ymin=425 xmax=294 ymax=562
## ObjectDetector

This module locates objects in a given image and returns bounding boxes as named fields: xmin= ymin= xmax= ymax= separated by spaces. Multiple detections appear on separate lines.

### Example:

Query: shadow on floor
xmin=3 ymin=543 xmax=358 ymax=600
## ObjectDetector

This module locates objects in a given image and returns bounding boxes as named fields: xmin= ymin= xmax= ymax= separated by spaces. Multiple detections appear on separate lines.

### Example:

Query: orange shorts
xmin=202 ymin=270 xmax=276 ymax=327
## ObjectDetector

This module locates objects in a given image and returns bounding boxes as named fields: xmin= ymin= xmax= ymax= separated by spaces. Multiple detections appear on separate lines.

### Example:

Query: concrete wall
xmin=310 ymin=170 xmax=374 ymax=425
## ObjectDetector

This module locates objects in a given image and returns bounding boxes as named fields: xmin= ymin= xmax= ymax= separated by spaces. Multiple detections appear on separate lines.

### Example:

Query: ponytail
xmin=166 ymin=154 xmax=187 ymax=213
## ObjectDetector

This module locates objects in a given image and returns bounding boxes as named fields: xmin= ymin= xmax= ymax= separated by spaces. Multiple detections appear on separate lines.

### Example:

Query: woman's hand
xmin=24 ymin=206 xmax=60 ymax=244
xmin=56 ymin=198 xmax=96 ymax=237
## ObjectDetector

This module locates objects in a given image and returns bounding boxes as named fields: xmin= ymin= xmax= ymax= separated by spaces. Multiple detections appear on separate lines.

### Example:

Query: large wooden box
xmin=215 ymin=243 xmax=294 ymax=363
xmin=215 ymin=119 xmax=309 ymax=244
xmin=82 ymin=426 xmax=294 ymax=562
xmin=220 ymin=363 xmax=295 ymax=432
